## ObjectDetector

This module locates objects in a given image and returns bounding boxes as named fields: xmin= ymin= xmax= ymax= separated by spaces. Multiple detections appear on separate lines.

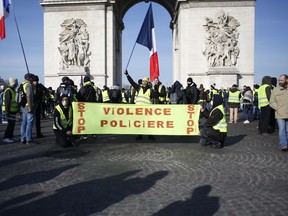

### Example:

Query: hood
xmin=212 ymin=94 xmax=223 ymax=108
xmin=172 ymin=80 xmax=183 ymax=91
xmin=229 ymin=86 xmax=238 ymax=93
xmin=262 ymin=76 xmax=272 ymax=85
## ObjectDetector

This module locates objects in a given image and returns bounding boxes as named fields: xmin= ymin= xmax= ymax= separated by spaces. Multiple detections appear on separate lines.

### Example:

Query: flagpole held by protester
xmin=8 ymin=0 xmax=30 ymax=74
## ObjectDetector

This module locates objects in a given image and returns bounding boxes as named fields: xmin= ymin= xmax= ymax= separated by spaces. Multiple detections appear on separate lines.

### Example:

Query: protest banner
xmin=72 ymin=103 xmax=200 ymax=136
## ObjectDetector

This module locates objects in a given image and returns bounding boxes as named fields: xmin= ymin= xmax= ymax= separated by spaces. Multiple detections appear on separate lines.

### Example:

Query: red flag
xmin=136 ymin=4 xmax=159 ymax=81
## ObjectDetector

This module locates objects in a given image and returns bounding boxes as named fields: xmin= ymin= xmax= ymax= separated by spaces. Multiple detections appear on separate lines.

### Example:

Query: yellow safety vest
xmin=53 ymin=105 xmax=72 ymax=129
xmin=135 ymin=88 xmax=152 ymax=105
xmin=158 ymin=84 xmax=166 ymax=102
xmin=228 ymin=90 xmax=240 ymax=103
xmin=210 ymin=105 xmax=227 ymax=132
xmin=102 ymin=90 xmax=110 ymax=102
xmin=258 ymin=84 xmax=269 ymax=108
xmin=2 ymin=88 xmax=19 ymax=113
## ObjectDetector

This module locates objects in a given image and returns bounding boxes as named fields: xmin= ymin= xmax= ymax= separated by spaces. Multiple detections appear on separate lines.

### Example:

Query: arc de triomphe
xmin=41 ymin=0 xmax=255 ymax=90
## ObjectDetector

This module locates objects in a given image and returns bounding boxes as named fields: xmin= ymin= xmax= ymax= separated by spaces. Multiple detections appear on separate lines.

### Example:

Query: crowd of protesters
xmin=1 ymin=72 xmax=288 ymax=152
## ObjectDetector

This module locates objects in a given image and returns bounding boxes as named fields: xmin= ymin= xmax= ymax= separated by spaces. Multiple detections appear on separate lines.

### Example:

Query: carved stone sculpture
xmin=58 ymin=18 xmax=91 ymax=71
xmin=203 ymin=10 xmax=240 ymax=67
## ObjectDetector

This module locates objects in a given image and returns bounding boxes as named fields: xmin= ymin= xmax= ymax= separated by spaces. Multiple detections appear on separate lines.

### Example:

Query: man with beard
xmin=269 ymin=74 xmax=288 ymax=152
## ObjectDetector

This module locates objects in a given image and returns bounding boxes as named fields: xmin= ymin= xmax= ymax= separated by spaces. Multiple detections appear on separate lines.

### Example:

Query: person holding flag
xmin=0 ymin=0 xmax=10 ymax=39
xmin=124 ymin=69 xmax=158 ymax=140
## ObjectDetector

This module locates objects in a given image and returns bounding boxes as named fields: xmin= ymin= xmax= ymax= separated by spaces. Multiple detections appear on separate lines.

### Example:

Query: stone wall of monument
xmin=174 ymin=0 xmax=255 ymax=89
xmin=42 ymin=3 xmax=111 ymax=90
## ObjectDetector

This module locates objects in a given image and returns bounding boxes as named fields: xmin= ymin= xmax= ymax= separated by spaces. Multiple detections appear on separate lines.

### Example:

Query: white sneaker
xmin=243 ymin=120 xmax=250 ymax=124
xmin=3 ymin=138 xmax=14 ymax=143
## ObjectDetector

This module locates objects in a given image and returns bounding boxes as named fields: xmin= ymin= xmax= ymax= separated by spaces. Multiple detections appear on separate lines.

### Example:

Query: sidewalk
xmin=0 ymin=117 xmax=287 ymax=216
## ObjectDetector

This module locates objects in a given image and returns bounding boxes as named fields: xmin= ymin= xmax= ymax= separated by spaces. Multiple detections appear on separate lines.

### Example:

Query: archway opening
xmin=122 ymin=2 xmax=173 ymax=88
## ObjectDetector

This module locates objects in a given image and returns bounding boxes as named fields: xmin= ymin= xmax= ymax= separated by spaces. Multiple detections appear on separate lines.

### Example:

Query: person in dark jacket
xmin=152 ymin=77 xmax=166 ymax=104
xmin=169 ymin=80 xmax=187 ymax=104
xmin=185 ymin=77 xmax=199 ymax=104
xmin=32 ymin=75 xmax=47 ymax=138
xmin=2 ymin=78 xmax=19 ymax=143
xmin=199 ymin=94 xmax=227 ymax=148
xmin=77 ymin=76 xmax=96 ymax=102
xmin=53 ymin=94 xmax=76 ymax=148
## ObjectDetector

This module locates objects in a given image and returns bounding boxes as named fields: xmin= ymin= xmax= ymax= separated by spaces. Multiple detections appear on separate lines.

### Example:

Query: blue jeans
xmin=277 ymin=119 xmax=288 ymax=149
xmin=243 ymin=106 xmax=252 ymax=121
xmin=21 ymin=107 xmax=35 ymax=142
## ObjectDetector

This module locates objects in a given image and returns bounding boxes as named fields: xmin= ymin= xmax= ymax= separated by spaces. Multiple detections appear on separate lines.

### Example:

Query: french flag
xmin=136 ymin=3 xmax=159 ymax=82
xmin=0 ymin=0 xmax=10 ymax=40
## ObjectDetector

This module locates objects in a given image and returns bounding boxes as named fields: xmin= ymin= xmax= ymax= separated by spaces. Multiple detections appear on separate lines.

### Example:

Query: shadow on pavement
xmin=0 ymin=170 xmax=169 ymax=216
xmin=152 ymin=185 xmax=219 ymax=216
xmin=0 ymin=164 xmax=79 ymax=192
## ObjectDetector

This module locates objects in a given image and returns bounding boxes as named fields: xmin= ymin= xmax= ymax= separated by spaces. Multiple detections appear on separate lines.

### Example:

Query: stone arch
xmin=41 ymin=0 xmax=255 ymax=90
xmin=115 ymin=0 xmax=176 ymax=20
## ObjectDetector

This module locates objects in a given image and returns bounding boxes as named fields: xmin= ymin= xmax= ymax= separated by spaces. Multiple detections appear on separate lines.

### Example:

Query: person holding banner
xmin=199 ymin=94 xmax=227 ymax=148
xmin=53 ymin=94 xmax=76 ymax=148
xmin=124 ymin=70 xmax=158 ymax=140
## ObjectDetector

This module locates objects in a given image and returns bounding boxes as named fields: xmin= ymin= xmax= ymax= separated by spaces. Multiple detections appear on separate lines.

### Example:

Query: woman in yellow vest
xmin=200 ymin=94 xmax=227 ymax=148
xmin=2 ymin=78 xmax=19 ymax=143
xmin=228 ymin=84 xmax=241 ymax=123
xmin=53 ymin=94 xmax=76 ymax=147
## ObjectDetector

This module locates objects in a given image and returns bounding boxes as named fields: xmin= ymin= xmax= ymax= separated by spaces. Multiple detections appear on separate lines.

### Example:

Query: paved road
xmin=0 ymin=116 xmax=287 ymax=216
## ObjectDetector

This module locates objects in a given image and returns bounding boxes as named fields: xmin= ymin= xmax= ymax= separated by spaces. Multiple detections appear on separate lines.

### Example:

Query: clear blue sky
xmin=0 ymin=0 xmax=287 ymax=88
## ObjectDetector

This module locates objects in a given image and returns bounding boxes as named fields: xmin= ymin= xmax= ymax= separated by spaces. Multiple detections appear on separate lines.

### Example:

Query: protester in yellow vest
xmin=124 ymin=70 xmax=158 ymax=140
xmin=227 ymin=84 xmax=241 ymax=123
xmin=2 ymin=78 xmax=19 ymax=143
xmin=258 ymin=76 xmax=272 ymax=135
xmin=53 ymin=94 xmax=76 ymax=148
xmin=152 ymin=77 xmax=166 ymax=104
xmin=20 ymin=73 xmax=36 ymax=145
xmin=199 ymin=94 xmax=227 ymax=148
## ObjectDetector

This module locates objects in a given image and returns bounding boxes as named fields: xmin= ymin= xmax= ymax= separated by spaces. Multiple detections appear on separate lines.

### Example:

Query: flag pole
xmin=125 ymin=41 xmax=137 ymax=70
xmin=9 ymin=0 xmax=30 ymax=74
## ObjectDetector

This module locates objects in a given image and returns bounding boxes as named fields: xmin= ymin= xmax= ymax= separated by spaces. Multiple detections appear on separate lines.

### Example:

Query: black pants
xmin=35 ymin=104 xmax=42 ymax=136
xmin=53 ymin=129 xmax=76 ymax=148
xmin=258 ymin=105 xmax=271 ymax=134
xmin=200 ymin=128 xmax=226 ymax=146
xmin=4 ymin=112 xmax=17 ymax=139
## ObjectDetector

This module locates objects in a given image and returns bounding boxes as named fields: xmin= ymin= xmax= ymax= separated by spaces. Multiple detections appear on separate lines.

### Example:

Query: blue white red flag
xmin=0 ymin=0 xmax=10 ymax=39
xmin=136 ymin=3 xmax=159 ymax=81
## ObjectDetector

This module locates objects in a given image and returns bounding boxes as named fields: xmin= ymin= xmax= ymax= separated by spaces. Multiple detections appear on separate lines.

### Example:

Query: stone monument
xmin=41 ymin=0 xmax=255 ymax=90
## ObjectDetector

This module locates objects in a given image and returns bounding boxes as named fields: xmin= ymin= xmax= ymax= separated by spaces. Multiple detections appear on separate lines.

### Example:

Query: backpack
xmin=110 ymin=88 xmax=121 ymax=103
xmin=59 ymin=85 xmax=73 ymax=102
xmin=170 ymin=92 xmax=179 ymax=104
xmin=16 ymin=83 xmax=27 ymax=107
xmin=253 ymin=91 xmax=258 ymax=106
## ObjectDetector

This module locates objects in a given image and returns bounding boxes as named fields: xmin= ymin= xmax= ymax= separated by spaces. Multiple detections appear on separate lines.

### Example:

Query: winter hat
xmin=62 ymin=76 xmax=69 ymax=82
xmin=9 ymin=77 xmax=18 ymax=86
xmin=142 ymin=77 xmax=149 ymax=82
xmin=24 ymin=73 xmax=33 ymax=80
xmin=84 ymin=75 xmax=90 ymax=83
xmin=187 ymin=77 xmax=193 ymax=83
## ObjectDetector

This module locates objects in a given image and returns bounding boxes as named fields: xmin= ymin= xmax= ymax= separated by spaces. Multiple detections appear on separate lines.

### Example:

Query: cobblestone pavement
xmin=0 ymin=116 xmax=287 ymax=216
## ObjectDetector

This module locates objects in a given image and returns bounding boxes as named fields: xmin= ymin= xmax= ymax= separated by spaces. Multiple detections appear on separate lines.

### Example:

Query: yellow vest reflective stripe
xmin=102 ymin=90 xmax=110 ymax=102
xmin=210 ymin=105 xmax=227 ymax=132
xmin=121 ymin=92 xmax=127 ymax=103
xmin=2 ymin=88 xmax=19 ymax=112
xmin=228 ymin=90 xmax=240 ymax=103
xmin=53 ymin=105 xmax=72 ymax=129
xmin=258 ymin=84 xmax=269 ymax=108
xmin=135 ymin=88 xmax=152 ymax=105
